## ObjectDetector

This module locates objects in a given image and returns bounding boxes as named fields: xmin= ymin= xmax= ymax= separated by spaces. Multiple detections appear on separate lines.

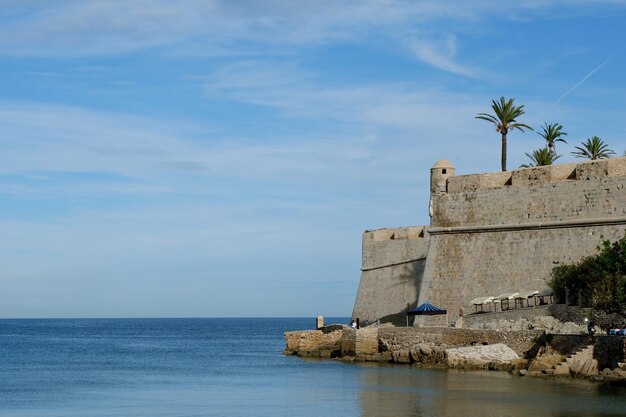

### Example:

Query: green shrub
xmin=549 ymin=232 xmax=626 ymax=313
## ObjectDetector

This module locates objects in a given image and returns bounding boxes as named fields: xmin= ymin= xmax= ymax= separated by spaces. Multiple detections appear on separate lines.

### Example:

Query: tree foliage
xmin=537 ymin=122 xmax=567 ymax=156
xmin=520 ymin=147 xmax=560 ymax=168
xmin=549 ymin=233 xmax=626 ymax=313
xmin=572 ymin=136 xmax=616 ymax=160
xmin=476 ymin=97 xmax=532 ymax=172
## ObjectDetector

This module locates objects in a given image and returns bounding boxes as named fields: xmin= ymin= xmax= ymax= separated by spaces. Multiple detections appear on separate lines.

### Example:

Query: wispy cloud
xmin=0 ymin=0 xmax=623 ymax=56
xmin=201 ymin=60 xmax=310 ymax=91
xmin=555 ymin=49 xmax=622 ymax=103
xmin=409 ymin=35 xmax=476 ymax=77
xmin=201 ymin=59 xmax=483 ymax=134
xmin=0 ymin=99 xmax=430 ymax=191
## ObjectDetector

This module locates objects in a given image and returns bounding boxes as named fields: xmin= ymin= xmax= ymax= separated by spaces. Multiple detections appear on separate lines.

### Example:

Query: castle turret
xmin=430 ymin=160 xmax=455 ymax=195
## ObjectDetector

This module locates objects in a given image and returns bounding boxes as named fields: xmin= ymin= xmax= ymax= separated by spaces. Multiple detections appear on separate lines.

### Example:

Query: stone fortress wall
xmin=352 ymin=226 xmax=430 ymax=325
xmin=352 ymin=157 xmax=626 ymax=324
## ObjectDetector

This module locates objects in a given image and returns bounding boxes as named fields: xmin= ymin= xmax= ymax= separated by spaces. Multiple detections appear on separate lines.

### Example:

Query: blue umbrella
xmin=407 ymin=300 xmax=447 ymax=316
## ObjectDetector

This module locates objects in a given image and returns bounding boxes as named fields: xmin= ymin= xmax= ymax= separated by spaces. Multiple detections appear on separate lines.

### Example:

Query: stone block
xmin=511 ymin=165 xmax=555 ymax=187
xmin=340 ymin=328 xmax=356 ymax=357
xmin=576 ymin=157 xmax=626 ymax=181
xmin=447 ymin=172 xmax=511 ymax=193
xmin=355 ymin=328 xmax=379 ymax=358
xmin=447 ymin=174 xmax=482 ymax=193
xmin=444 ymin=343 xmax=519 ymax=369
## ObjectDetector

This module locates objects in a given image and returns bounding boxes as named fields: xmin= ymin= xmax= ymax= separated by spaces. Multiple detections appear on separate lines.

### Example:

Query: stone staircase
xmin=553 ymin=345 xmax=598 ymax=376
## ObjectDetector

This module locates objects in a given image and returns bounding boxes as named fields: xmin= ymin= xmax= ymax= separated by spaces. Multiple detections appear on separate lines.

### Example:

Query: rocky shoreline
xmin=285 ymin=316 xmax=626 ymax=383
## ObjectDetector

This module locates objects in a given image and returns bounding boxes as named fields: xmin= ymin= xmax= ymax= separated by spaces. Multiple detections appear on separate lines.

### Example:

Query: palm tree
xmin=520 ymin=147 xmax=560 ymax=168
xmin=476 ymin=97 xmax=533 ymax=171
xmin=571 ymin=136 xmax=616 ymax=160
xmin=537 ymin=122 xmax=567 ymax=157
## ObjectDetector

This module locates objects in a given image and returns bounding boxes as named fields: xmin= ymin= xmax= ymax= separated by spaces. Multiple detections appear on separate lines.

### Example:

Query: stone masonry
xmin=352 ymin=157 xmax=626 ymax=324
xmin=352 ymin=226 xmax=429 ymax=324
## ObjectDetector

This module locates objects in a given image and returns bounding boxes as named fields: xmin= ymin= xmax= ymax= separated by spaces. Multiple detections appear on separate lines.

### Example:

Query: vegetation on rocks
xmin=549 ymin=233 xmax=626 ymax=313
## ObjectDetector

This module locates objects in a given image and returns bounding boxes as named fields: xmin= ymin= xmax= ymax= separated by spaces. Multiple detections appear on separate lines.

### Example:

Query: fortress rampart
xmin=352 ymin=226 xmax=430 ymax=325
xmin=433 ymin=158 xmax=626 ymax=228
xmin=352 ymin=157 xmax=626 ymax=325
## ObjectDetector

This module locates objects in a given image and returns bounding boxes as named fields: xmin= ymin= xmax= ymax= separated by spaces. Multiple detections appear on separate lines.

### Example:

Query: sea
xmin=1 ymin=318 xmax=626 ymax=417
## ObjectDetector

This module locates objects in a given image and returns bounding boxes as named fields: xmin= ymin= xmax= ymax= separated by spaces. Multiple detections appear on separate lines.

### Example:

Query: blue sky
xmin=1 ymin=1 xmax=625 ymax=318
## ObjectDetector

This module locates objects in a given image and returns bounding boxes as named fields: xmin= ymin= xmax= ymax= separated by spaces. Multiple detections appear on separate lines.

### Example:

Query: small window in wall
xmin=442 ymin=169 xmax=447 ymax=174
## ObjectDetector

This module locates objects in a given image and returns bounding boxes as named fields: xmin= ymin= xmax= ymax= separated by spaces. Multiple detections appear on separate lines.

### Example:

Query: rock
xmin=535 ymin=316 xmax=559 ymax=331
xmin=320 ymin=324 xmax=345 ymax=334
xmin=462 ymin=314 xmax=595 ymax=335
xmin=527 ymin=352 xmax=565 ymax=373
xmin=392 ymin=350 xmax=412 ymax=364
xmin=419 ymin=345 xmax=433 ymax=356
xmin=559 ymin=322 xmax=586 ymax=334
xmin=553 ymin=363 xmax=570 ymax=376
xmin=374 ymin=352 xmax=393 ymax=362
xmin=317 ymin=348 xmax=339 ymax=359
xmin=578 ymin=359 xmax=599 ymax=376
xmin=445 ymin=344 xmax=519 ymax=369
xmin=378 ymin=338 xmax=391 ymax=352
xmin=511 ymin=358 xmax=529 ymax=372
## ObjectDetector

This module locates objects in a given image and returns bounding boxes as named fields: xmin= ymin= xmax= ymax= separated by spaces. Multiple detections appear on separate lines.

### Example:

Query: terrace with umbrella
xmin=407 ymin=300 xmax=448 ymax=327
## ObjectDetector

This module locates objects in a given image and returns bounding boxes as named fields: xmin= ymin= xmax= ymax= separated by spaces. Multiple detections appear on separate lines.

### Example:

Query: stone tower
xmin=429 ymin=160 xmax=455 ymax=218
xmin=430 ymin=160 xmax=455 ymax=195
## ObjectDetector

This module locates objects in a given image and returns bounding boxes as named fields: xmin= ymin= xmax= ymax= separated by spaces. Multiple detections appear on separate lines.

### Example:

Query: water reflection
xmin=358 ymin=364 xmax=626 ymax=417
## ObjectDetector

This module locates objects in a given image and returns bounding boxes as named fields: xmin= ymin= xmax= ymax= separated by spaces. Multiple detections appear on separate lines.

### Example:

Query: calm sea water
xmin=1 ymin=318 xmax=626 ymax=417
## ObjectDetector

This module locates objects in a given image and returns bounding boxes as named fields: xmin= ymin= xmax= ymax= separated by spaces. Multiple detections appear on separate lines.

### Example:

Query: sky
xmin=1 ymin=1 xmax=626 ymax=318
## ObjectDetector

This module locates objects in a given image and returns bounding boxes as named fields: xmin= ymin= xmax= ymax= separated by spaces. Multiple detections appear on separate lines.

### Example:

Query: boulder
xmin=392 ymin=350 xmax=412 ymax=364
xmin=558 ymin=322 xmax=586 ymax=334
xmin=553 ymin=363 xmax=570 ymax=376
xmin=511 ymin=358 xmax=529 ymax=372
xmin=445 ymin=343 xmax=519 ymax=369
xmin=527 ymin=352 xmax=565 ymax=373
xmin=409 ymin=349 xmax=421 ymax=363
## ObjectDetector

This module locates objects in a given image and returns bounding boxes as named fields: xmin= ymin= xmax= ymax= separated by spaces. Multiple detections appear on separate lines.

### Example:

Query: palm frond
xmin=511 ymin=123 xmax=534 ymax=132
xmin=572 ymin=136 xmax=616 ymax=160
xmin=537 ymin=122 xmax=567 ymax=146
xmin=521 ymin=147 xmax=560 ymax=167
xmin=475 ymin=114 xmax=498 ymax=124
